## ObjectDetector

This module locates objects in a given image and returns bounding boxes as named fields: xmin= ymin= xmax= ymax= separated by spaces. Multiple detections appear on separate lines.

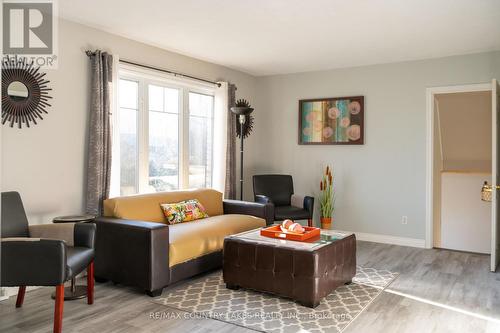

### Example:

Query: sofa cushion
xmin=103 ymin=189 xmax=223 ymax=223
xmin=168 ymin=214 xmax=265 ymax=267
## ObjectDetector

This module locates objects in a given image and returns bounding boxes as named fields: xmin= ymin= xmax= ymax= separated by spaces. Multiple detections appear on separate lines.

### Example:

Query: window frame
xmin=187 ymin=90 xmax=216 ymax=189
xmin=116 ymin=63 xmax=216 ymax=195
xmin=116 ymin=77 xmax=141 ymax=195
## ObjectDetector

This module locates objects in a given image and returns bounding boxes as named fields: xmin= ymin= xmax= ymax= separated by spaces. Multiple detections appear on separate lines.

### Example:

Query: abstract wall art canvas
xmin=299 ymin=96 xmax=364 ymax=145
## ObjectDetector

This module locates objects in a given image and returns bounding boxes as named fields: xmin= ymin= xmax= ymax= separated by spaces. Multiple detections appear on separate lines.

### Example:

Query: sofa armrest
xmin=255 ymin=194 xmax=272 ymax=204
xmin=94 ymin=217 xmax=170 ymax=293
xmin=223 ymin=200 xmax=274 ymax=226
xmin=1 ymin=238 xmax=67 ymax=286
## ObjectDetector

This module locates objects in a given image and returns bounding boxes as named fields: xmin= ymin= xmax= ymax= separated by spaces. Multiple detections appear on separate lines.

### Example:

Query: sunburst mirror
xmin=1 ymin=56 xmax=52 ymax=128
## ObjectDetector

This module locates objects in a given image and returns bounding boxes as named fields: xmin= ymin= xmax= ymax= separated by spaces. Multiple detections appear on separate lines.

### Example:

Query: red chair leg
xmin=87 ymin=261 xmax=94 ymax=305
xmin=54 ymin=284 xmax=64 ymax=333
xmin=15 ymin=286 xmax=26 ymax=308
xmin=307 ymin=219 xmax=313 ymax=227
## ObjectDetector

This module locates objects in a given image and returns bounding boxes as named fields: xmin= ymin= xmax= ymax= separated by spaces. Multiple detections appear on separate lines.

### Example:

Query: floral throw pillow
xmin=160 ymin=199 xmax=209 ymax=224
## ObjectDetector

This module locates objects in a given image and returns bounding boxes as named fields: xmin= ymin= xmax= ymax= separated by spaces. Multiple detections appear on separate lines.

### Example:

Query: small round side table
xmin=51 ymin=214 xmax=96 ymax=301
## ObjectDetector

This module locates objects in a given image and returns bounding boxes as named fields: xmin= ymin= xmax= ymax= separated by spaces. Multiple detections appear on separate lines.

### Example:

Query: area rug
xmin=152 ymin=266 xmax=398 ymax=333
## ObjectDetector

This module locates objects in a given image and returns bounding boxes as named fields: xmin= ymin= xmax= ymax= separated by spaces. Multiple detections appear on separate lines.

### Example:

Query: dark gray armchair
xmin=253 ymin=175 xmax=314 ymax=226
xmin=0 ymin=191 xmax=96 ymax=333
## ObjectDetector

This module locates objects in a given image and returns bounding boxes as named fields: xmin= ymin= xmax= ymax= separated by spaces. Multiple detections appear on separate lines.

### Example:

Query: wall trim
xmin=341 ymin=230 xmax=426 ymax=248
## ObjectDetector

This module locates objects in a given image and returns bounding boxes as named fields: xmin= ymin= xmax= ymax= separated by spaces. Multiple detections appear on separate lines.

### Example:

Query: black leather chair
xmin=253 ymin=175 xmax=314 ymax=226
xmin=0 ymin=192 xmax=96 ymax=333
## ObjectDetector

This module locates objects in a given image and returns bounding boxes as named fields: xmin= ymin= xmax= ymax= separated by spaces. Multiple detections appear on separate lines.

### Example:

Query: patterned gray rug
xmin=152 ymin=266 xmax=398 ymax=333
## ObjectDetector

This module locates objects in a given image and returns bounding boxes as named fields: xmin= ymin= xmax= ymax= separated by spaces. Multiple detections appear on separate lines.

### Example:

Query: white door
xmin=492 ymin=79 xmax=500 ymax=272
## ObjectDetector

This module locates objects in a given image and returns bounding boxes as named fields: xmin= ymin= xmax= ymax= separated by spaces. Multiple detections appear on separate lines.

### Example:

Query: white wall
xmin=436 ymin=91 xmax=492 ymax=172
xmin=253 ymin=51 xmax=500 ymax=240
xmin=440 ymin=172 xmax=491 ymax=253
xmin=1 ymin=19 xmax=257 ymax=224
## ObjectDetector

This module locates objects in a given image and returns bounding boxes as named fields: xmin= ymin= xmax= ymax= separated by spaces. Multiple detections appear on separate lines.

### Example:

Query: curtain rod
xmin=86 ymin=51 xmax=223 ymax=87
xmin=120 ymin=59 xmax=221 ymax=87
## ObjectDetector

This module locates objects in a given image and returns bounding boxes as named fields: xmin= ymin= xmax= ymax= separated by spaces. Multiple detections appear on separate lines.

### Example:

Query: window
xmin=118 ymin=79 xmax=139 ymax=196
xmin=189 ymin=92 xmax=214 ymax=189
xmin=148 ymin=85 xmax=180 ymax=192
xmin=115 ymin=66 xmax=215 ymax=196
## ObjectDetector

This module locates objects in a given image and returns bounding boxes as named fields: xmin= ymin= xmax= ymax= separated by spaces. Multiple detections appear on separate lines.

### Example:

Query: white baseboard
xmin=341 ymin=230 xmax=426 ymax=248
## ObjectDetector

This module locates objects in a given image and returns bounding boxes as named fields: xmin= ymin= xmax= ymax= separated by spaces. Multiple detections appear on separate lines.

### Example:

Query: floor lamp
xmin=231 ymin=99 xmax=254 ymax=200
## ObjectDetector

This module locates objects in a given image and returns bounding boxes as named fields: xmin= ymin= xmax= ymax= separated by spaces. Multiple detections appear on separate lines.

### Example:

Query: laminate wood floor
xmin=1 ymin=241 xmax=499 ymax=333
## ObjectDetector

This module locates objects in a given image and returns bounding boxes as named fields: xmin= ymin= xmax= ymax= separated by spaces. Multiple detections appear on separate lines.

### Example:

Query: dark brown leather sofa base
xmin=94 ymin=199 xmax=274 ymax=296
xmin=223 ymin=234 xmax=356 ymax=308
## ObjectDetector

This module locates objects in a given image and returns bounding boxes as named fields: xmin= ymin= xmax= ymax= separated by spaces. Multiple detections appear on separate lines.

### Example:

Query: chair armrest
xmin=74 ymin=223 xmax=96 ymax=248
xmin=1 ymin=239 xmax=67 ymax=286
xmin=255 ymin=194 xmax=272 ymax=204
xmin=291 ymin=194 xmax=315 ymax=214
xmin=94 ymin=217 xmax=170 ymax=293
xmin=223 ymin=200 xmax=274 ymax=226
xmin=304 ymin=196 xmax=314 ymax=214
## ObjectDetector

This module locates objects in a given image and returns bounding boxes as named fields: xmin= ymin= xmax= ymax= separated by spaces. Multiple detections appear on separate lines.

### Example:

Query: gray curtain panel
xmin=86 ymin=51 xmax=113 ymax=216
xmin=225 ymin=84 xmax=237 ymax=199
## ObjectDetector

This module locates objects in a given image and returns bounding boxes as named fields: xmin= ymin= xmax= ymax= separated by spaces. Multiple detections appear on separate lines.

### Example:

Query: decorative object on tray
xmin=280 ymin=219 xmax=305 ymax=233
xmin=1 ymin=55 xmax=52 ymax=128
xmin=320 ymin=165 xmax=335 ymax=229
xmin=230 ymin=98 xmax=254 ymax=200
xmin=260 ymin=222 xmax=320 ymax=242
xmin=299 ymin=95 xmax=364 ymax=145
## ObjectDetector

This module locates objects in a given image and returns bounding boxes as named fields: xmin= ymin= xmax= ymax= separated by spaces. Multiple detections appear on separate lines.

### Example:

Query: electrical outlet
xmin=402 ymin=216 xmax=408 ymax=225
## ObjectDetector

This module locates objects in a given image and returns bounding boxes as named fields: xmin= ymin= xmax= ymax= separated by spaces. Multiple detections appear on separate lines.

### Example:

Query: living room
xmin=1 ymin=1 xmax=500 ymax=332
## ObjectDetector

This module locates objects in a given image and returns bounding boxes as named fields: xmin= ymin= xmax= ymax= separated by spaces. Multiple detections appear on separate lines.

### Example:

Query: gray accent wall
xmin=251 ymin=51 xmax=500 ymax=240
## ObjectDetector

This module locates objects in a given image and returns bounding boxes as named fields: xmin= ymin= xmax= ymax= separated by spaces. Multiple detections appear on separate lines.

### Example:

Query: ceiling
xmin=60 ymin=0 xmax=500 ymax=76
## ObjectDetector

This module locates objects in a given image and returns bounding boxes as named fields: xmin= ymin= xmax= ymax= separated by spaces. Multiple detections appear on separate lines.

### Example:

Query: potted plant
xmin=319 ymin=166 xmax=335 ymax=229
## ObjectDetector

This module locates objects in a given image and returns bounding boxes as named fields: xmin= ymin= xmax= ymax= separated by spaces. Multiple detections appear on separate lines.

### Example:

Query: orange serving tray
xmin=260 ymin=225 xmax=321 ymax=242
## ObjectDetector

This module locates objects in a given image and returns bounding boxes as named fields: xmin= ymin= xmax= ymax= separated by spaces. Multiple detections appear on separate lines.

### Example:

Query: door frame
xmin=425 ymin=82 xmax=493 ymax=249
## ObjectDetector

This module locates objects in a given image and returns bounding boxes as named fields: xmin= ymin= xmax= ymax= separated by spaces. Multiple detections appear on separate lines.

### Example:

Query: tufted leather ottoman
xmin=223 ymin=229 xmax=356 ymax=308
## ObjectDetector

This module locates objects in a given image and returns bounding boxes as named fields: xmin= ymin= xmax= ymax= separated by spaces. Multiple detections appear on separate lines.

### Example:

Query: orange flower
xmin=329 ymin=174 xmax=332 ymax=185
xmin=320 ymin=181 xmax=323 ymax=191
xmin=326 ymin=166 xmax=329 ymax=175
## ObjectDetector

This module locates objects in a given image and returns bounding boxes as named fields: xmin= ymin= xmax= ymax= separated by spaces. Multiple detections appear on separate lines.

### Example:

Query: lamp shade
xmin=230 ymin=106 xmax=254 ymax=116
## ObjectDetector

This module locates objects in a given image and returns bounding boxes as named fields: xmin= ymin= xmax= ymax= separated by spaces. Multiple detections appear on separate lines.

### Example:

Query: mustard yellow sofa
xmin=94 ymin=189 xmax=273 ymax=296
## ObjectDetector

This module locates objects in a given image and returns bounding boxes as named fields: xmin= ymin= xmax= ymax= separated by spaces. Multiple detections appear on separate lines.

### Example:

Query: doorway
xmin=426 ymin=81 xmax=500 ymax=271
xmin=433 ymin=91 xmax=492 ymax=253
